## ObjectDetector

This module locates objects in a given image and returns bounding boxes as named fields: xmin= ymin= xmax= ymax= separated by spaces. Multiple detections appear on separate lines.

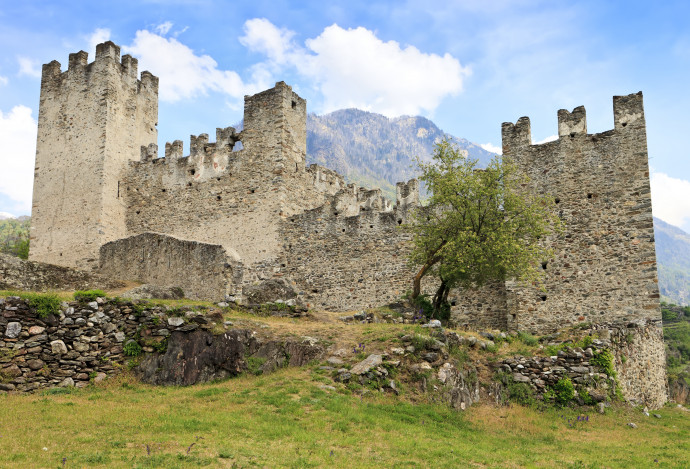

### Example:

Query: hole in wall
xmin=281 ymin=264 xmax=286 ymax=268
xmin=190 ymin=169 xmax=195 ymax=175
xmin=187 ymin=182 xmax=192 ymax=187
xmin=570 ymin=132 xmax=576 ymax=138
xmin=217 ymin=177 xmax=221 ymax=181
xmin=250 ymin=189 xmax=255 ymax=194
xmin=136 ymin=210 xmax=141 ymax=215
xmin=370 ymin=225 xmax=374 ymax=229
xmin=450 ymin=300 xmax=457 ymax=306
xmin=333 ymin=211 xmax=338 ymax=216
xmin=540 ymin=295 xmax=547 ymax=302
xmin=312 ymin=289 xmax=319 ymax=293
xmin=217 ymin=195 xmax=222 ymax=201
xmin=587 ymin=193 xmax=593 ymax=199
xmin=541 ymin=261 xmax=548 ymax=270
xmin=161 ymin=188 xmax=166 ymax=192
xmin=342 ymin=228 xmax=346 ymax=233
xmin=397 ymin=219 xmax=402 ymax=225
xmin=622 ymin=122 xmax=627 ymax=127
xmin=555 ymin=198 xmax=560 ymax=204
xmin=291 ymin=100 xmax=297 ymax=109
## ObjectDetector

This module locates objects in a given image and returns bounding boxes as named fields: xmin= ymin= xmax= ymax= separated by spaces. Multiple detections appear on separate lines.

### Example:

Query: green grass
xmin=0 ymin=368 xmax=688 ymax=468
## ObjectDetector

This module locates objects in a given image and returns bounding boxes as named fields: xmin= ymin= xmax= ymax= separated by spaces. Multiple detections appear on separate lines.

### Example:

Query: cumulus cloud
xmin=88 ymin=28 xmax=111 ymax=55
xmin=650 ymin=171 xmax=690 ymax=232
xmin=0 ymin=106 xmax=37 ymax=214
xmin=17 ymin=57 xmax=41 ymax=78
xmin=480 ymin=142 xmax=502 ymax=154
xmin=124 ymin=30 xmax=264 ymax=103
xmin=240 ymin=20 xmax=470 ymax=116
xmin=0 ymin=76 xmax=7 ymax=86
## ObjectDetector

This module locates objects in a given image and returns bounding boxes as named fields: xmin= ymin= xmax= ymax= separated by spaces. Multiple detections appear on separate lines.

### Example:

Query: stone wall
xmin=498 ymin=321 xmax=667 ymax=409
xmin=0 ymin=254 xmax=123 ymax=292
xmin=99 ymin=233 xmax=242 ymax=301
xmin=30 ymin=42 xmax=158 ymax=270
xmin=502 ymin=92 xmax=661 ymax=333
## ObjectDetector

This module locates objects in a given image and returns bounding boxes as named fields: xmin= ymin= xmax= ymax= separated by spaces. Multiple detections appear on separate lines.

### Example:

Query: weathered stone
xmin=5 ymin=322 xmax=21 ymax=339
xmin=58 ymin=377 xmax=75 ymax=387
xmin=27 ymin=359 xmax=45 ymax=371
xmin=50 ymin=340 xmax=68 ymax=354
xmin=350 ymin=354 xmax=383 ymax=375
xmin=28 ymin=326 xmax=45 ymax=335
xmin=167 ymin=317 xmax=185 ymax=327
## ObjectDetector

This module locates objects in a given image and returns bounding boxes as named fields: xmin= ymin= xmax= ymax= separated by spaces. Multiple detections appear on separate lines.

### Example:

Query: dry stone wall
xmin=497 ymin=321 xmax=666 ymax=409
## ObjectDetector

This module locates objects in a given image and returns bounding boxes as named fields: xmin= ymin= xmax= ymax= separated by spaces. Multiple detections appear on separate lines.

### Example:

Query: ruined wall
xmin=99 ymin=233 xmax=241 ymax=301
xmin=123 ymin=82 xmax=331 ymax=271
xmin=503 ymin=92 xmax=661 ymax=333
xmin=0 ymin=254 xmax=124 ymax=292
xmin=30 ymin=42 xmax=158 ymax=270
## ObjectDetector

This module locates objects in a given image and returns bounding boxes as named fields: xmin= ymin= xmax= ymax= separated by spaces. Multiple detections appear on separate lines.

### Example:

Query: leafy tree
xmin=407 ymin=139 xmax=561 ymax=316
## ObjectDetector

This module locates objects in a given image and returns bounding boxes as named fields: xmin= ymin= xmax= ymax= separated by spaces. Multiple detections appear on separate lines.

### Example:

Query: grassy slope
xmin=0 ymin=293 xmax=689 ymax=468
xmin=0 ymin=369 xmax=688 ymax=468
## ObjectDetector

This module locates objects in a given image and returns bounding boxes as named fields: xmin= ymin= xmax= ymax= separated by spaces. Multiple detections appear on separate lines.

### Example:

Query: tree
xmin=407 ymin=139 xmax=561 ymax=317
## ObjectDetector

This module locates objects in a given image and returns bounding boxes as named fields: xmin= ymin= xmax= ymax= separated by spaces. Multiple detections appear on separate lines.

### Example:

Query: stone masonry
xmin=30 ymin=42 xmax=662 ymax=341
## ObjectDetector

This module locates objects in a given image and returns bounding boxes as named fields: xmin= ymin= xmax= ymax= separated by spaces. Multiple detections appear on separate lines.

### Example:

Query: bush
xmin=591 ymin=349 xmax=615 ymax=376
xmin=22 ymin=292 xmax=61 ymax=318
xmin=517 ymin=331 xmax=538 ymax=346
xmin=553 ymin=377 xmax=575 ymax=405
xmin=123 ymin=341 xmax=142 ymax=357
xmin=496 ymin=371 xmax=535 ymax=407
xmin=74 ymin=290 xmax=106 ymax=301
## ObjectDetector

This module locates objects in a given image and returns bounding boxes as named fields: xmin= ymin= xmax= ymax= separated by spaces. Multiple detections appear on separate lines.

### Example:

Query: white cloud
xmin=0 ymin=106 xmax=37 ymax=214
xmin=533 ymin=135 xmax=558 ymax=145
xmin=17 ymin=57 xmax=41 ymax=78
xmin=88 ymin=28 xmax=111 ymax=56
xmin=240 ymin=20 xmax=470 ymax=116
xmin=124 ymin=30 xmax=264 ymax=103
xmin=651 ymin=171 xmax=690 ymax=232
xmin=0 ymin=76 xmax=7 ymax=86
xmin=155 ymin=21 xmax=174 ymax=35
xmin=480 ymin=142 xmax=502 ymax=154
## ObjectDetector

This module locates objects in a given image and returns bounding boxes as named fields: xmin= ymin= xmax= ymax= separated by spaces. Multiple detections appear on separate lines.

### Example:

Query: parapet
xmin=40 ymin=41 xmax=159 ymax=97
xmin=502 ymin=92 xmax=645 ymax=155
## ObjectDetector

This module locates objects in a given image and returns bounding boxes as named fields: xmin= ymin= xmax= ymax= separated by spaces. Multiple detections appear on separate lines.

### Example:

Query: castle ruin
xmin=30 ymin=41 xmax=661 ymax=337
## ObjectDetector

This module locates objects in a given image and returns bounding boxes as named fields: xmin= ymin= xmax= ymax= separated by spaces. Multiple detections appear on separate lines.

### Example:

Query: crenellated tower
xmin=30 ymin=42 xmax=158 ymax=270
xmin=501 ymin=92 xmax=660 ymax=332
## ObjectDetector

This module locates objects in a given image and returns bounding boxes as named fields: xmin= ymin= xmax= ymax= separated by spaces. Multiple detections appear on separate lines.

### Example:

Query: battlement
xmin=40 ymin=41 xmax=158 ymax=95
xmin=502 ymin=92 xmax=645 ymax=155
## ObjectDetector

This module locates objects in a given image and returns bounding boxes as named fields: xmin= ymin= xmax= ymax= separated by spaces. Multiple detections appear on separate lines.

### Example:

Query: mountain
xmin=0 ymin=212 xmax=16 ymax=220
xmin=306 ymin=109 xmax=494 ymax=200
xmin=655 ymin=217 xmax=690 ymax=306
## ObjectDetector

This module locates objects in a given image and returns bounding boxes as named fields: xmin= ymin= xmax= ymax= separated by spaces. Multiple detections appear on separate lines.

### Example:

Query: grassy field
xmin=1 ymin=365 xmax=689 ymax=468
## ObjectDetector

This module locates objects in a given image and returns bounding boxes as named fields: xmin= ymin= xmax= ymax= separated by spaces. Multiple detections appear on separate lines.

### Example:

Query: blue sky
xmin=1 ymin=0 xmax=689 ymax=231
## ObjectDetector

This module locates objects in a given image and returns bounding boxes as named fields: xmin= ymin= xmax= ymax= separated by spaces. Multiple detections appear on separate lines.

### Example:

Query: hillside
xmin=0 ymin=216 xmax=30 ymax=259
xmin=654 ymin=217 xmax=690 ymax=306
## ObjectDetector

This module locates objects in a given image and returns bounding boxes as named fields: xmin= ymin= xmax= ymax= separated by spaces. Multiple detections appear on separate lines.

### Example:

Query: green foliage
xmin=246 ymin=356 xmax=267 ymax=376
xmin=495 ymin=371 xmax=535 ymax=407
xmin=74 ymin=289 xmax=106 ymax=301
xmin=591 ymin=349 xmax=615 ymax=377
xmin=20 ymin=292 xmax=61 ymax=318
xmin=553 ymin=378 xmax=575 ymax=406
xmin=407 ymin=139 xmax=562 ymax=315
xmin=517 ymin=332 xmax=538 ymax=347
xmin=0 ymin=218 xmax=30 ymax=259
xmin=123 ymin=341 xmax=142 ymax=357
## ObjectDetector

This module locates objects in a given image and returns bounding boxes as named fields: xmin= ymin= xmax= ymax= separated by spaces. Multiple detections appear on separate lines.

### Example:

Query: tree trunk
xmin=433 ymin=278 xmax=449 ymax=313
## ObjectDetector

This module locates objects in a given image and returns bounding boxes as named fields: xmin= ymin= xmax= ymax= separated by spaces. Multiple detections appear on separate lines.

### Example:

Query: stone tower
xmin=30 ymin=42 xmax=158 ymax=270
xmin=502 ymin=92 xmax=660 ymax=332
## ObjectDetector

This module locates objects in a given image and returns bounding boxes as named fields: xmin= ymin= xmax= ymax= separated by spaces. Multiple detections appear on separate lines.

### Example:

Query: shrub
xmin=22 ymin=292 xmax=61 ymax=318
xmin=517 ymin=331 xmax=538 ymax=346
xmin=591 ymin=349 xmax=615 ymax=376
xmin=74 ymin=290 xmax=106 ymax=301
xmin=553 ymin=377 xmax=575 ymax=405
xmin=495 ymin=371 xmax=535 ymax=407
xmin=123 ymin=341 xmax=142 ymax=357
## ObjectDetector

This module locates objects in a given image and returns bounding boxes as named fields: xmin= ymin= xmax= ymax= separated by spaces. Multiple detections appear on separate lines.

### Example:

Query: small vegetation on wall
xmin=74 ymin=290 xmax=106 ymax=301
